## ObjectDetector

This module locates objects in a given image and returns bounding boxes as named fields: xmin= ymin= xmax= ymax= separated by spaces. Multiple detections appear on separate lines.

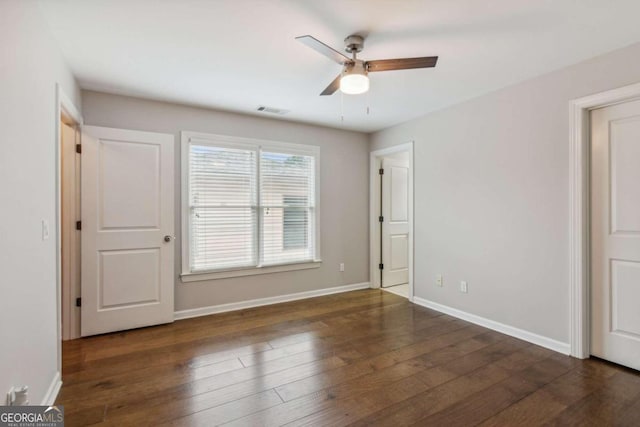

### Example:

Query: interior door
xmin=381 ymin=158 xmax=410 ymax=288
xmin=81 ymin=126 xmax=174 ymax=336
xmin=591 ymin=99 xmax=640 ymax=370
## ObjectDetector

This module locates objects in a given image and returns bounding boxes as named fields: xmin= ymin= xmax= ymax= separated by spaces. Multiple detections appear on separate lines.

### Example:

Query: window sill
xmin=180 ymin=260 xmax=322 ymax=282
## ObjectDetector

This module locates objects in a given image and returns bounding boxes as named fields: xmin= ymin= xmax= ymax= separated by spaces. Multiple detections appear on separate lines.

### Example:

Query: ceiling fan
xmin=296 ymin=34 xmax=438 ymax=96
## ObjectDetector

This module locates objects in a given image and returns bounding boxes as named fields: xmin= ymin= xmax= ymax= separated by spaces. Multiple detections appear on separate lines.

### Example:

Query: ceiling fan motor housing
xmin=340 ymin=60 xmax=369 ymax=94
xmin=344 ymin=35 xmax=364 ymax=54
xmin=342 ymin=61 xmax=367 ymax=76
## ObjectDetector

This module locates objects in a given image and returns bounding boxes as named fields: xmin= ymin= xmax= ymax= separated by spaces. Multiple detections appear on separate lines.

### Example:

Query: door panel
xmin=610 ymin=118 xmax=640 ymax=234
xmin=99 ymin=140 xmax=161 ymax=229
xmin=610 ymin=260 xmax=640 ymax=339
xmin=99 ymin=249 xmax=160 ymax=308
xmin=81 ymin=126 xmax=174 ymax=336
xmin=591 ymin=99 xmax=640 ymax=370
xmin=390 ymin=234 xmax=409 ymax=271
xmin=382 ymin=158 xmax=410 ymax=288
xmin=390 ymin=167 xmax=408 ymax=222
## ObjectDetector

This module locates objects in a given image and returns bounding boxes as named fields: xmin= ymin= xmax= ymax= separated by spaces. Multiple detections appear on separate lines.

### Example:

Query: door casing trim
xmin=369 ymin=142 xmax=414 ymax=301
xmin=55 ymin=84 xmax=83 ymax=374
xmin=569 ymin=81 xmax=640 ymax=358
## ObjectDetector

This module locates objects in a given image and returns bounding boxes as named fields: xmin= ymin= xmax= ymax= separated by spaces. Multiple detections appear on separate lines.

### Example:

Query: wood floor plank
xmin=61 ymin=300 xmax=436 ymax=414
xmin=479 ymin=355 xmax=624 ymax=426
xmin=98 ymin=355 xmax=348 ymax=426
xmin=347 ymin=344 xmax=555 ymax=426
xmin=82 ymin=291 xmax=399 ymax=362
xmin=544 ymin=368 xmax=640 ymax=426
xmin=161 ymin=389 xmax=283 ymax=426
xmin=415 ymin=354 xmax=577 ymax=426
xmin=56 ymin=289 xmax=640 ymax=426
xmin=62 ymin=320 xmax=326 ymax=381
xmin=226 ymin=329 xmax=513 ymax=426
xmin=60 ymin=337 xmax=360 ymax=415
xmin=273 ymin=320 xmax=477 ymax=402
xmin=63 ymin=296 xmax=411 ymax=385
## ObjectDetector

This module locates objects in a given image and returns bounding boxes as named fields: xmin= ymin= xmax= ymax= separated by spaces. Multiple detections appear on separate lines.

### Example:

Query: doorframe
xmin=55 ymin=84 xmax=83 ymax=372
xmin=369 ymin=142 xmax=414 ymax=300
xmin=569 ymin=82 xmax=640 ymax=359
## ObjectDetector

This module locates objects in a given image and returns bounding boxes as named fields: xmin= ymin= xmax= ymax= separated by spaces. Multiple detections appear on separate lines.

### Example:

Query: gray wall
xmin=371 ymin=42 xmax=640 ymax=345
xmin=0 ymin=1 xmax=80 ymax=404
xmin=81 ymin=91 xmax=370 ymax=311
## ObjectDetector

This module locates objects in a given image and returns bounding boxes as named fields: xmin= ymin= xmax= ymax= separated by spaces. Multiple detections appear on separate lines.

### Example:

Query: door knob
xmin=164 ymin=235 xmax=174 ymax=243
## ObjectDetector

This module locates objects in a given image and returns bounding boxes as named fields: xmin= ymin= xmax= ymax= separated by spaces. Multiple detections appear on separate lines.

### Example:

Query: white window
xmin=181 ymin=132 xmax=320 ymax=280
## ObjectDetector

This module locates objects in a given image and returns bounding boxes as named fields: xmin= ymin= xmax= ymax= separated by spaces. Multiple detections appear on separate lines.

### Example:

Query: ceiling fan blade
xmin=296 ymin=35 xmax=351 ymax=65
xmin=366 ymin=56 xmax=438 ymax=72
xmin=320 ymin=74 xmax=341 ymax=96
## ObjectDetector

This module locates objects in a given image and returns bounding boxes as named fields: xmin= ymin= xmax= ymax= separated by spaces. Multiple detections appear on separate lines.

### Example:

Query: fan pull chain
xmin=341 ymin=91 xmax=344 ymax=124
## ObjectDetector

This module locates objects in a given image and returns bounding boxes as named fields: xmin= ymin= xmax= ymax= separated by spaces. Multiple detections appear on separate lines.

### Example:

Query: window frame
xmin=180 ymin=131 xmax=321 ymax=282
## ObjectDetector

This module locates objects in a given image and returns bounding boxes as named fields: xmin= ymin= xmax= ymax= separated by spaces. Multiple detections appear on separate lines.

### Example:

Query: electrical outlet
xmin=460 ymin=281 xmax=468 ymax=293
xmin=7 ymin=386 xmax=29 ymax=406
xmin=436 ymin=274 xmax=443 ymax=287
xmin=339 ymin=263 xmax=345 ymax=272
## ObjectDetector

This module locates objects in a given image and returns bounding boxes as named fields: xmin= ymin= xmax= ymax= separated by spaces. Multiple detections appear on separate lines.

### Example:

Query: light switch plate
xmin=42 ymin=220 xmax=50 ymax=240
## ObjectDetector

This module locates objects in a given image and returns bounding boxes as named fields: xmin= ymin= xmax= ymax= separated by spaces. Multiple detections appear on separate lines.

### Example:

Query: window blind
xmin=260 ymin=151 xmax=315 ymax=266
xmin=185 ymin=135 xmax=318 ymax=275
xmin=189 ymin=144 xmax=257 ymax=271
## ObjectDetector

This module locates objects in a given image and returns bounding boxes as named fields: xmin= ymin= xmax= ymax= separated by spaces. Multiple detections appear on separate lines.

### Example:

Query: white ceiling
xmin=39 ymin=0 xmax=640 ymax=133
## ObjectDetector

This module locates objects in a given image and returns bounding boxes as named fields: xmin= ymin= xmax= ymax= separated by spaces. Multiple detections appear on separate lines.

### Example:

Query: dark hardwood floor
xmin=57 ymin=289 xmax=640 ymax=426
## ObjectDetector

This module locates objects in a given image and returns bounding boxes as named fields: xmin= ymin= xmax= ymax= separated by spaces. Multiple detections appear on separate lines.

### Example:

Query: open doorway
xmin=370 ymin=143 xmax=414 ymax=300
xmin=60 ymin=115 xmax=80 ymax=340
xmin=56 ymin=84 xmax=83 ymax=358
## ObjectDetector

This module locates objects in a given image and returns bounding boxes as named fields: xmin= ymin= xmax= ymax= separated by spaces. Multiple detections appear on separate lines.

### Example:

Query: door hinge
xmin=378 ymin=216 xmax=384 ymax=222
xmin=75 ymin=144 xmax=82 ymax=154
xmin=379 ymin=168 xmax=384 ymax=175
xmin=75 ymin=220 xmax=82 ymax=231
xmin=75 ymin=297 xmax=82 ymax=307
xmin=379 ymin=263 xmax=384 ymax=270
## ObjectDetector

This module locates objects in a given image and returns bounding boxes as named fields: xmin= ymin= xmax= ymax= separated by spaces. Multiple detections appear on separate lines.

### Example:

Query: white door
xmin=81 ymin=126 xmax=175 ymax=336
xmin=381 ymin=158 xmax=410 ymax=288
xmin=591 ymin=99 xmax=640 ymax=370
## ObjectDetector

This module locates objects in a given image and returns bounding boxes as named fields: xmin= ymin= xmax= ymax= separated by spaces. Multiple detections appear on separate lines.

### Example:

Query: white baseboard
xmin=174 ymin=282 xmax=371 ymax=320
xmin=412 ymin=297 xmax=571 ymax=355
xmin=41 ymin=371 xmax=62 ymax=406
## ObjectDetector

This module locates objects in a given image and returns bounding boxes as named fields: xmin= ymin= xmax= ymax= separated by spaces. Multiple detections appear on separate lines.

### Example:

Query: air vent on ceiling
xmin=257 ymin=105 xmax=290 ymax=115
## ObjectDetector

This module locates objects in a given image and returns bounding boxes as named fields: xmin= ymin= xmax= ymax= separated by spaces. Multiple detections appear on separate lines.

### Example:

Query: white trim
xmin=369 ymin=143 xmax=414 ymax=302
xmin=57 ymin=87 xmax=82 ymax=126
xmin=54 ymin=84 xmax=83 ymax=376
xmin=413 ymin=297 xmax=571 ymax=355
xmin=180 ymin=132 xmax=191 ymax=277
xmin=181 ymin=260 xmax=322 ymax=282
xmin=180 ymin=131 xmax=321 ymax=279
xmin=569 ymin=82 xmax=640 ymax=359
xmin=41 ymin=371 xmax=62 ymax=406
xmin=174 ymin=282 xmax=370 ymax=320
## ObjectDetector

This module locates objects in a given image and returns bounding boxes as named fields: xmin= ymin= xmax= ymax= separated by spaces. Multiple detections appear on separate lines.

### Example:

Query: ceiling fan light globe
xmin=340 ymin=74 xmax=370 ymax=95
